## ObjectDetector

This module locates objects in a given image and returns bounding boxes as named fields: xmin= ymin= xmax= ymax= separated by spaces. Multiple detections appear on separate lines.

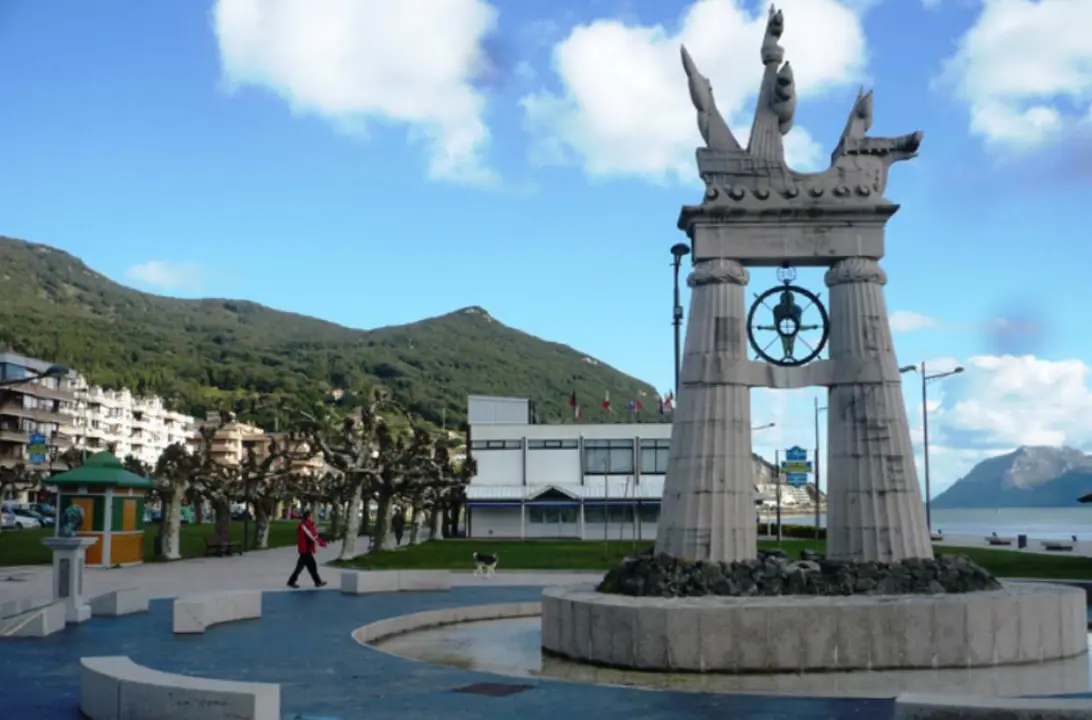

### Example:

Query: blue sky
xmin=0 ymin=0 xmax=1090 ymax=494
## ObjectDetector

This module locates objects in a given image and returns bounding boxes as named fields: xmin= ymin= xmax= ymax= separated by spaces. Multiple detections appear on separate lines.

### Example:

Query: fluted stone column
xmin=824 ymin=258 xmax=933 ymax=562
xmin=655 ymin=259 xmax=756 ymax=563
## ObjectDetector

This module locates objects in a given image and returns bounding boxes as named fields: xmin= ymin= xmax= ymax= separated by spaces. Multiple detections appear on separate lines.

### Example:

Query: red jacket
xmin=296 ymin=518 xmax=327 ymax=554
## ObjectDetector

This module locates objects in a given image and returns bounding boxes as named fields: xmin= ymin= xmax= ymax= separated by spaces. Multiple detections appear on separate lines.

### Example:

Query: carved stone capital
xmin=825 ymin=258 xmax=886 ymax=287
xmin=688 ymin=259 xmax=749 ymax=287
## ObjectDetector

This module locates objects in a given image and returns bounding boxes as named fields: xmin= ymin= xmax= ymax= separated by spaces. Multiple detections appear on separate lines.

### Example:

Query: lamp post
xmin=752 ymin=422 xmax=775 ymax=432
xmin=0 ymin=363 xmax=69 ymax=390
xmin=814 ymin=398 xmax=826 ymax=539
xmin=670 ymin=243 xmax=691 ymax=396
xmin=901 ymin=362 xmax=964 ymax=531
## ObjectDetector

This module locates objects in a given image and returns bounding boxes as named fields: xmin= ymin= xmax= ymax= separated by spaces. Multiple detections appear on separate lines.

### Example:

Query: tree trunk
xmin=428 ymin=508 xmax=443 ymax=541
xmin=338 ymin=482 xmax=364 ymax=561
xmin=212 ymin=498 xmax=231 ymax=536
xmin=254 ymin=499 xmax=272 ymax=549
xmin=371 ymin=490 xmax=394 ymax=552
xmin=359 ymin=497 xmax=371 ymax=537
xmin=194 ymin=498 xmax=205 ymax=524
xmin=158 ymin=483 xmax=187 ymax=561
xmin=329 ymin=502 xmax=342 ymax=538
xmin=410 ymin=506 xmax=421 ymax=546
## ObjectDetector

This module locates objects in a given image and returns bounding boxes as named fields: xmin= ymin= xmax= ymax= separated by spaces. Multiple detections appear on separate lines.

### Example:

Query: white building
xmin=466 ymin=395 xmax=669 ymax=540
xmin=64 ymin=378 xmax=198 ymax=467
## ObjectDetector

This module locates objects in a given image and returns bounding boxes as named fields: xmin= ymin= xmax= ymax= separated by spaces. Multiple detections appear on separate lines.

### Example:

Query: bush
xmin=757 ymin=522 xmax=825 ymax=540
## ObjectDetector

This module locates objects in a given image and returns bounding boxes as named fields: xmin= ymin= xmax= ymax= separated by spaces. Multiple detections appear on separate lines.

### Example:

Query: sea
xmin=772 ymin=507 xmax=1092 ymax=541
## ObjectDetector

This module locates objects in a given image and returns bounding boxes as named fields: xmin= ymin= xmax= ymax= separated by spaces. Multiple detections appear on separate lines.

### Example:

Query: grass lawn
xmin=0 ymin=521 xmax=299 ymax=567
xmin=335 ymin=538 xmax=1092 ymax=580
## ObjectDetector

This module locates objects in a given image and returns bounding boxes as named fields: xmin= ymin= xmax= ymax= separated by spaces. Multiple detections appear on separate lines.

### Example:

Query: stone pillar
xmin=824 ymin=258 xmax=933 ymax=562
xmin=42 ymin=536 xmax=98 ymax=624
xmin=655 ymin=258 xmax=756 ymax=563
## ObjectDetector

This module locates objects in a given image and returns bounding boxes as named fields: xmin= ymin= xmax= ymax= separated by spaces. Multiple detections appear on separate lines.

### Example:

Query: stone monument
xmin=658 ymin=5 xmax=930 ymax=564
xmin=541 ymin=6 xmax=1088 ymax=675
xmin=43 ymin=505 xmax=97 ymax=624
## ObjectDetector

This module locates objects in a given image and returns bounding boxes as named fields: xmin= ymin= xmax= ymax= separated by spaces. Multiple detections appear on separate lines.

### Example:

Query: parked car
xmin=1 ymin=510 xmax=40 ymax=530
xmin=30 ymin=503 xmax=55 ymax=518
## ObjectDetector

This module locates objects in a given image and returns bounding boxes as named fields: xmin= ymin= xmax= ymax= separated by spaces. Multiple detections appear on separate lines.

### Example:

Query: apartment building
xmin=65 ymin=378 xmax=200 ymax=468
xmin=201 ymin=414 xmax=325 ymax=476
xmin=0 ymin=352 xmax=77 ymax=474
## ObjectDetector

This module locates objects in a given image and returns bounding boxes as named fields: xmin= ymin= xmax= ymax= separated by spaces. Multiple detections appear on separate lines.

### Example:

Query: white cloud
xmin=212 ymin=0 xmax=499 ymax=183
xmin=937 ymin=0 xmax=1092 ymax=149
xmin=521 ymin=0 xmax=868 ymax=181
xmin=889 ymin=310 xmax=938 ymax=333
xmin=125 ymin=261 xmax=203 ymax=292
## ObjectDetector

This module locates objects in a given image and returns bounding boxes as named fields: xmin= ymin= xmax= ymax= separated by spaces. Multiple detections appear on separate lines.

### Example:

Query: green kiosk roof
xmin=48 ymin=451 xmax=156 ymax=489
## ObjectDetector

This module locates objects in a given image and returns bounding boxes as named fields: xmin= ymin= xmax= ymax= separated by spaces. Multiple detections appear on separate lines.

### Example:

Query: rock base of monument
xmin=597 ymin=551 xmax=1002 ymax=598
xmin=540 ymin=582 xmax=1087 ymax=673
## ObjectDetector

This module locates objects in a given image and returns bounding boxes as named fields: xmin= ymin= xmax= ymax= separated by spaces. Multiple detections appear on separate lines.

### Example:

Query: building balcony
xmin=0 ymin=402 xmax=67 ymax=424
xmin=0 ymin=429 xmax=27 ymax=443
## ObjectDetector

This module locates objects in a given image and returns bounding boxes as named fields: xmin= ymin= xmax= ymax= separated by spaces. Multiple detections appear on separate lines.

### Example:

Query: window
xmin=583 ymin=439 xmax=634 ymax=474
xmin=470 ymin=439 xmax=522 ymax=451
xmin=638 ymin=504 xmax=660 ymax=523
xmin=639 ymin=439 xmax=671 ymax=474
xmin=0 ymin=364 xmax=26 ymax=382
xmin=528 ymin=506 xmax=578 ymax=523
xmin=527 ymin=439 xmax=579 ymax=450
xmin=583 ymin=505 xmax=639 ymax=523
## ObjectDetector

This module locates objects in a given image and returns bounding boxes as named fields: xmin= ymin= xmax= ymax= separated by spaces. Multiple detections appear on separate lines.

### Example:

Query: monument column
xmin=655 ymin=258 xmax=756 ymax=563
xmin=824 ymin=258 xmax=933 ymax=562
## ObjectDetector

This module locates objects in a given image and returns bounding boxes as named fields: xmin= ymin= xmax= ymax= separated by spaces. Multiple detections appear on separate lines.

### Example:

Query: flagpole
xmin=775 ymin=449 xmax=783 ymax=544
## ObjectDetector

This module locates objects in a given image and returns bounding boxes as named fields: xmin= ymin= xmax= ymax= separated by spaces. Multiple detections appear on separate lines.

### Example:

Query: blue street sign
xmin=781 ymin=445 xmax=812 ymax=474
xmin=786 ymin=473 xmax=809 ymax=487
xmin=784 ymin=446 xmax=808 ymax=462
xmin=27 ymin=432 xmax=48 ymax=465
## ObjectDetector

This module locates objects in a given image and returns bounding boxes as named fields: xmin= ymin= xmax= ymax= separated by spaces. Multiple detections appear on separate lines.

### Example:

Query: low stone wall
xmin=172 ymin=590 xmax=262 ymax=634
xmin=80 ymin=655 xmax=279 ymax=720
xmin=340 ymin=570 xmax=451 ymax=595
xmin=893 ymin=692 xmax=1092 ymax=719
xmin=0 ymin=601 xmax=65 ymax=638
xmin=90 ymin=589 xmax=148 ymax=618
xmin=353 ymin=602 xmax=542 ymax=645
xmin=541 ymin=582 xmax=1087 ymax=673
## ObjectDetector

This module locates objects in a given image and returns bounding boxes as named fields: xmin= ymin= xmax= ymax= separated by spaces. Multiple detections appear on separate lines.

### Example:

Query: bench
xmin=0 ymin=601 xmax=65 ymax=638
xmin=204 ymin=533 xmax=241 ymax=557
xmin=80 ymin=655 xmax=279 ymax=720
xmin=340 ymin=570 xmax=451 ymax=595
xmin=985 ymin=536 xmax=1014 ymax=546
xmin=90 ymin=588 xmax=148 ymax=618
xmin=172 ymin=590 xmax=262 ymax=634
xmin=1042 ymin=541 xmax=1075 ymax=552
xmin=894 ymin=691 xmax=1092 ymax=719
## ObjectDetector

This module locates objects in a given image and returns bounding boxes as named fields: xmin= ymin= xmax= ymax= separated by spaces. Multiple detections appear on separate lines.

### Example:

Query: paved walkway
xmin=2 ymin=587 xmax=891 ymax=719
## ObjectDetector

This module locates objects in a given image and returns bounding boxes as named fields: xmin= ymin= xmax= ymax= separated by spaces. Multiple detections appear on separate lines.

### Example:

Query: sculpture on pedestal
xmin=58 ymin=505 xmax=84 ymax=538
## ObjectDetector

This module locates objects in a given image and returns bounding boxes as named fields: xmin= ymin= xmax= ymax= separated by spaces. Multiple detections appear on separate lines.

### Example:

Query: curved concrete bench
xmin=542 ymin=582 xmax=1088 ymax=672
xmin=91 ymin=588 xmax=148 ymax=618
xmin=894 ymin=692 xmax=1092 ymax=719
xmin=80 ymin=655 xmax=279 ymax=720
xmin=340 ymin=569 xmax=451 ymax=595
xmin=172 ymin=590 xmax=262 ymax=634
xmin=353 ymin=601 xmax=541 ymax=644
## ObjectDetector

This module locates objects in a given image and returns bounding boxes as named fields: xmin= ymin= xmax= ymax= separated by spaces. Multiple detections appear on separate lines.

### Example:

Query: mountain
xmin=931 ymin=446 xmax=1092 ymax=508
xmin=0 ymin=237 xmax=658 ymax=427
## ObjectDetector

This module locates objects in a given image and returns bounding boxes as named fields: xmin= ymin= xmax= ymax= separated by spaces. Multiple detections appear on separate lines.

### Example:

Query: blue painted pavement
xmin=0 ymin=586 xmax=895 ymax=719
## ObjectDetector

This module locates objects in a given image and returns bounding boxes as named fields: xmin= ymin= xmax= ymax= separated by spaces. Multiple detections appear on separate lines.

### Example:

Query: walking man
xmin=288 ymin=510 xmax=328 ymax=589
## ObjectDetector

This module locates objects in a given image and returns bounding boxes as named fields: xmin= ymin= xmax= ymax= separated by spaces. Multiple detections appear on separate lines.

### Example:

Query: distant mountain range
xmin=932 ymin=446 xmax=1092 ymax=509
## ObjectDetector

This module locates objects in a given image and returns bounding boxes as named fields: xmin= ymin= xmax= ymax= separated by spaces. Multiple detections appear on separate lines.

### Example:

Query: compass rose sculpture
xmin=745 ymin=265 xmax=829 ymax=367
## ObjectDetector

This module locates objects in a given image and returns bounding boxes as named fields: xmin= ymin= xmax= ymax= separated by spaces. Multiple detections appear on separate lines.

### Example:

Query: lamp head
xmin=43 ymin=364 xmax=70 ymax=377
xmin=898 ymin=365 xmax=917 ymax=374
xmin=670 ymin=242 xmax=691 ymax=259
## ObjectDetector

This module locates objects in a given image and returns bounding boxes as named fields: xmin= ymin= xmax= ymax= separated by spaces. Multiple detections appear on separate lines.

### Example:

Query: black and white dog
xmin=472 ymin=552 xmax=498 ymax=577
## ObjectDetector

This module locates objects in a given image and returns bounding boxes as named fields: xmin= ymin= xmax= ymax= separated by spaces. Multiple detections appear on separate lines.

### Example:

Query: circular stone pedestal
xmin=540 ymin=582 xmax=1088 ymax=673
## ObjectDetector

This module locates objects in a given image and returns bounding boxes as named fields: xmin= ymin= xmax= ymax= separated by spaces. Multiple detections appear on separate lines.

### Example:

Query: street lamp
xmin=670 ymin=242 xmax=691 ymax=396
xmin=901 ymin=362 xmax=964 ymax=531
xmin=0 ymin=364 xmax=69 ymax=390
xmin=752 ymin=422 xmax=776 ymax=431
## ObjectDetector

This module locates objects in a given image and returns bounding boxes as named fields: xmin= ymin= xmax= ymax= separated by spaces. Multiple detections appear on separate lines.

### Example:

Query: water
xmin=770 ymin=507 xmax=1092 ymax=541
xmin=375 ymin=617 xmax=1092 ymax=699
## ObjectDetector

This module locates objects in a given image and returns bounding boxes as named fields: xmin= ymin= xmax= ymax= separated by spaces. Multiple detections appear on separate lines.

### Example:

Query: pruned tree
xmin=423 ymin=445 xmax=475 ymax=541
xmin=153 ymin=442 xmax=197 ymax=560
xmin=237 ymin=433 xmax=308 ymax=549
xmin=189 ymin=424 xmax=243 ymax=536
xmin=55 ymin=446 xmax=86 ymax=470
xmin=295 ymin=388 xmax=397 ymax=560
xmin=0 ymin=463 xmax=39 ymax=506
xmin=371 ymin=424 xmax=444 ymax=550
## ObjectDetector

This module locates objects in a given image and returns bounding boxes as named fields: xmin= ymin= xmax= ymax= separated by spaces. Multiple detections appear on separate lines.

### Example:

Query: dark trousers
xmin=289 ymin=552 xmax=322 ymax=586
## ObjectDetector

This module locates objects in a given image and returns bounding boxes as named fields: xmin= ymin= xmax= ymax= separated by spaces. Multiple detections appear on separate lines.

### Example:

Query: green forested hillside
xmin=0 ymin=237 xmax=658 ymax=426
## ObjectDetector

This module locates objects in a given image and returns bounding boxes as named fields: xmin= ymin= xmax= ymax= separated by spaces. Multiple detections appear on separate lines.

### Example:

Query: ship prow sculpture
xmin=681 ymin=5 xmax=922 ymax=213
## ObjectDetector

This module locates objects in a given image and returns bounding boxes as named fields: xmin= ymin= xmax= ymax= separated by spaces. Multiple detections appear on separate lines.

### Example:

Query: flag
xmin=626 ymin=400 xmax=636 ymax=414
xmin=664 ymin=391 xmax=675 ymax=412
xmin=568 ymin=391 xmax=581 ymax=420
xmin=602 ymin=391 xmax=612 ymax=412
xmin=658 ymin=395 xmax=665 ymax=415
xmin=634 ymin=398 xmax=644 ymax=412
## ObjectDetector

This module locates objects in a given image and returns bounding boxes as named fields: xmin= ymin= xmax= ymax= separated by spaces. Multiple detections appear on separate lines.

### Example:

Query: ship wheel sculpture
xmin=746 ymin=265 xmax=830 ymax=367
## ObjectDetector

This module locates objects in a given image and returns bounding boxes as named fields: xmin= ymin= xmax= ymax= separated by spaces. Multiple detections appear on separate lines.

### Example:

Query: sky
xmin=0 ymin=0 xmax=1091 ymax=497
